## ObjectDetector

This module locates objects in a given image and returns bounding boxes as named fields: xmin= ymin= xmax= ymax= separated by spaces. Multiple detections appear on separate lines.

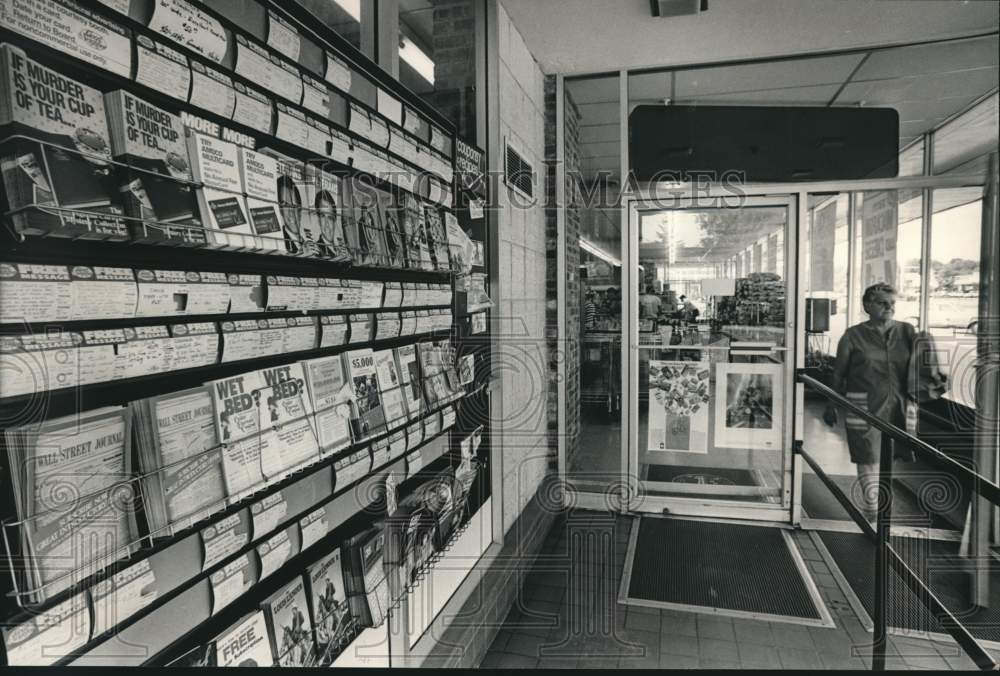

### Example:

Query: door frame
xmin=561 ymin=172 xmax=988 ymax=521
xmin=625 ymin=192 xmax=798 ymax=522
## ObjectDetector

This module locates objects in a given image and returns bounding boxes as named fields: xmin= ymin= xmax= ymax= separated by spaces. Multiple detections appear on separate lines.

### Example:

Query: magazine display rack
xmin=0 ymin=0 xmax=493 ymax=668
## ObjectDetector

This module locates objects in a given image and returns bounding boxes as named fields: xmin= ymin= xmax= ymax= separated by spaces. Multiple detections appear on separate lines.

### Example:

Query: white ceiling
xmin=500 ymin=0 xmax=999 ymax=76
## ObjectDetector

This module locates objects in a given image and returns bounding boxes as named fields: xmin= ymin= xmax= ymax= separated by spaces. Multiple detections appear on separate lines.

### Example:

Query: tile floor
xmin=480 ymin=509 xmax=985 ymax=670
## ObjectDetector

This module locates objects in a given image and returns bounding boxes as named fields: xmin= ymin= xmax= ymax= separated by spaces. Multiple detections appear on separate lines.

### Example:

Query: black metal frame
xmin=796 ymin=370 xmax=1000 ymax=671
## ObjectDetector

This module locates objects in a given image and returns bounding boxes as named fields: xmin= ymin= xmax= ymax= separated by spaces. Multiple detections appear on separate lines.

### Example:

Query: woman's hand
xmin=823 ymin=406 xmax=838 ymax=427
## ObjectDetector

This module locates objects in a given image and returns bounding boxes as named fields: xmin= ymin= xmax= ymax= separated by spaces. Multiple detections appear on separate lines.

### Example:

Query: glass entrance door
xmin=626 ymin=195 xmax=797 ymax=520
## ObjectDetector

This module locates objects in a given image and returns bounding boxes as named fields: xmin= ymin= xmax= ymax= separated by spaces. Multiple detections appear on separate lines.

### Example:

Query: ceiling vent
xmin=504 ymin=139 xmax=534 ymax=199
xmin=650 ymin=0 xmax=708 ymax=17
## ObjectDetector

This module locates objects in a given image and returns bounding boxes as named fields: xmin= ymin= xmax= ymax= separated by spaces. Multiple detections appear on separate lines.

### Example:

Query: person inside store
xmin=640 ymin=285 xmax=662 ymax=319
xmin=679 ymin=295 xmax=699 ymax=323
xmin=822 ymin=282 xmax=917 ymax=522
xmin=584 ymin=289 xmax=597 ymax=329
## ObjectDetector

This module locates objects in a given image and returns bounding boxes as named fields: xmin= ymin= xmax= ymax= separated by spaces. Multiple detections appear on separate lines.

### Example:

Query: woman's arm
xmin=824 ymin=332 xmax=852 ymax=425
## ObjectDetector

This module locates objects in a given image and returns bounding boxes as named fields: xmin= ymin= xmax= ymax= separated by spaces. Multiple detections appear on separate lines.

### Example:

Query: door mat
xmin=645 ymin=464 xmax=755 ymax=485
xmin=621 ymin=517 xmax=833 ymax=626
xmin=818 ymin=531 xmax=1000 ymax=643
xmin=802 ymin=473 xmax=956 ymax=531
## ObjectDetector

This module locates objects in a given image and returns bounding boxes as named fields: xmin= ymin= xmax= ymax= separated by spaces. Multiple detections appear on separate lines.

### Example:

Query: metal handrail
xmin=796 ymin=370 xmax=1000 ymax=671
xmin=795 ymin=442 xmax=997 ymax=670
xmin=798 ymin=371 xmax=1000 ymax=506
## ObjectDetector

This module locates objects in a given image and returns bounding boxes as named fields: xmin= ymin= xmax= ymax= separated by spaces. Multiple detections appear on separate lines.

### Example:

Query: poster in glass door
xmin=714 ymin=363 xmax=782 ymax=450
xmin=647 ymin=361 xmax=710 ymax=453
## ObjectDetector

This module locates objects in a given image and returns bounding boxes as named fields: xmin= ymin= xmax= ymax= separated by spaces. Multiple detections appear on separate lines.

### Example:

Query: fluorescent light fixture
xmin=579 ymin=238 xmax=621 ymax=267
xmin=332 ymin=0 xmax=361 ymax=22
xmin=400 ymin=34 xmax=435 ymax=85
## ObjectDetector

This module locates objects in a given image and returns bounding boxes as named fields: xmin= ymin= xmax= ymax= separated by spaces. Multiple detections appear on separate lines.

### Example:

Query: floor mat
xmin=802 ymin=473 xmax=956 ymax=530
xmin=818 ymin=531 xmax=1000 ymax=642
xmin=623 ymin=518 xmax=828 ymax=624
xmin=645 ymin=465 xmax=757 ymax=485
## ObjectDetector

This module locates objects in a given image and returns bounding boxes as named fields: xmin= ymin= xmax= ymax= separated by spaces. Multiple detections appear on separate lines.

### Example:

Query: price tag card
xmin=70 ymin=266 xmax=138 ymax=321
xmin=299 ymin=507 xmax=329 ymax=550
xmin=348 ymin=313 xmax=374 ymax=344
xmin=256 ymin=529 xmax=292 ymax=581
xmin=227 ymin=274 xmax=265 ymax=314
xmin=358 ymin=281 xmax=385 ymax=309
xmin=170 ymin=322 xmax=220 ymax=368
xmin=282 ymin=316 xmax=318 ymax=353
xmin=275 ymin=103 xmax=311 ymax=150
xmin=233 ymin=82 xmax=274 ymax=135
xmin=315 ymin=278 xmax=341 ymax=311
xmin=415 ymin=310 xmax=432 ymax=335
xmin=405 ymin=422 xmax=423 ymax=453
xmin=210 ymin=554 xmax=254 ymax=614
xmin=0 ymin=263 xmax=72 ymax=323
xmin=388 ymin=430 xmax=407 ymax=459
xmin=399 ymin=311 xmax=417 ymax=336
xmin=319 ymin=314 xmax=349 ymax=348
xmin=78 ymin=330 xmax=125 ymax=384
xmin=299 ymin=277 xmax=322 ymax=311
xmin=374 ymin=312 xmax=400 ymax=340
xmin=1 ymin=0 xmax=132 ymax=77
xmin=135 ymin=35 xmax=190 ymax=102
xmin=266 ymin=9 xmax=300 ymax=61
xmin=148 ymin=0 xmax=228 ymax=64
xmin=340 ymin=280 xmax=363 ymax=309
xmin=190 ymin=61 xmax=236 ymax=118
xmin=406 ymin=449 xmax=424 ymax=478
xmin=120 ymin=326 xmax=172 ymax=379
xmin=325 ymin=51 xmax=352 ymax=91
xmin=301 ymin=73 xmax=331 ymax=118
xmin=91 ymin=559 xmax=158 ymax=637
xmin=383 ymin=282 xmax=403 ymax=307
xmin=441 ymin=405 xmax=457 ymax=430
xmin=1 ymin=591 xmax=90 ymax=666
xmin=0 ymin=333 xmax=80 ymax=397
xmin=250 ymin=492 xmax=287 ymax=539
xmin=220 ymin=320 xmax=260 ymax=363
xmin=201 ymin=512 xmax=249 ymax=571
xmin=266 ymin=275 xmax=304 ymax=311
xmin=423 ymin=411 xmax=441 ymax=439
xmin=371 ymin=437 xmax=390 ymax=468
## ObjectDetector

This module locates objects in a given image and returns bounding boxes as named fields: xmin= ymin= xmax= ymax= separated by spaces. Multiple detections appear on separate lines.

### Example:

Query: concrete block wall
xmin=493 ymin=0 xmax=552 ymax=536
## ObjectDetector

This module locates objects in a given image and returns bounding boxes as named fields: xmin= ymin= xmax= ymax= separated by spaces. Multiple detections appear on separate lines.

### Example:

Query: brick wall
xmin=544 ymin=75 xmax=582 ymax=470
xmin=430 ymin=0 xmax=477 ymax=143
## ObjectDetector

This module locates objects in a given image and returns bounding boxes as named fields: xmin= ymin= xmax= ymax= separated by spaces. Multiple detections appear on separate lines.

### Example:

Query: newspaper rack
xmin=1 ymin=474 xmax=146 ymax=607
xmin=0 ymin=393 xmax=461 ymax=666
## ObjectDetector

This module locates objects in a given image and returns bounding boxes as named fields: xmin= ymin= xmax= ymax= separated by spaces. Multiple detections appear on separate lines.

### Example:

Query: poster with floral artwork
xmin=647 ymin=360 xmax=710 ymax=453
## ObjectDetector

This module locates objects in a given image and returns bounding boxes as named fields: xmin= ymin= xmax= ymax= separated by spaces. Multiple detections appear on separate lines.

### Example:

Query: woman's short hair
xmin=862 ymin=282 xmax=896 ymax=306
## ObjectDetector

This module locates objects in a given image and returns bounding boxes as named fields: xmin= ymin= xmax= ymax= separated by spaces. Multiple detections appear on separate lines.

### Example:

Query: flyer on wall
xmin=713 ymin=362 xmax=783 ymax=450
xmin=646 ymin=360 xmax=710 ymax=453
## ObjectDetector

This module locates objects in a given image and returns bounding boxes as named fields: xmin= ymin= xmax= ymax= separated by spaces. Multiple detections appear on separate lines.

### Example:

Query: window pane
xmin=927 ymin=187 xmax=985 ymax=408
xmin=933 ymin=93 xmax=999 ymax=176
xmin=297 ymin=0 xmax=369 ymax=57
xmin=851 ymin=190 xmax=923 ymax=328
xmin=804 ymin=194 xmax=850 ymax=361
xmin=897 ymin=138 xmax=925 ymax=177
xmin=398 ymin=0 xmax=478 ymax=142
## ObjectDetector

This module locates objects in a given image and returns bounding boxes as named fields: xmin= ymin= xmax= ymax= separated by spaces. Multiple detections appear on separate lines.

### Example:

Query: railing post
xmin=872 ymin=433 xmax=893 ymax=671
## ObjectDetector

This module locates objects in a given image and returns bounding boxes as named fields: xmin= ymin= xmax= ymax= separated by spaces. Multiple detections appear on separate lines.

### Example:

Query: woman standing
xmin=823 ymin=282 xmax=916 ymax=521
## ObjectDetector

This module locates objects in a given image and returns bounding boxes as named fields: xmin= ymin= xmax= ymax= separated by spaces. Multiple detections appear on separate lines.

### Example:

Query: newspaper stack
xmin=131 ymin=386 xmax=227 ymax=538
xmin=4 ymin=407 xmax=138 ymax=602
